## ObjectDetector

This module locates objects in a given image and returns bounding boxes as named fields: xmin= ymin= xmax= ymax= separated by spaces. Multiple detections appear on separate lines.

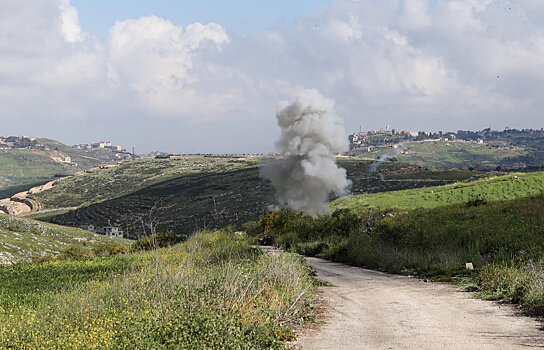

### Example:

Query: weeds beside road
xmin=252 ymin=194 xmax=544 ymax=316
xmin=0 ymin=231 xmax=316 ymax=349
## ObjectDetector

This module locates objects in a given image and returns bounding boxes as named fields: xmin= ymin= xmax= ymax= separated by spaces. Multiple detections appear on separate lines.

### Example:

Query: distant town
xmin=73 ymin=141 xmax=123 ymax=152
xmin=348 ymin=127 xmax=544 ymax=153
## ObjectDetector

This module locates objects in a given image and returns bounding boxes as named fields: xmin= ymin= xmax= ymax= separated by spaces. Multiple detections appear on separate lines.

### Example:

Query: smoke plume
xmin=261 ymin=89 xmax=351 ymax=216
xmin=369 ymin=154 xmax=391 ymax=173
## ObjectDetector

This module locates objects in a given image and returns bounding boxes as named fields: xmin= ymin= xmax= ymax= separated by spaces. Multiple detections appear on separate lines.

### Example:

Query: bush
xmin=466 ymin=195 xmax=488 ymax=207
xmin=92 ymin=241 xmax=130 ymax=256
xmin=241 ymin=220 xmax=260 ymax=237
xmin=57 ymin=246 xmax=94 ymax=260
xmin=132 ymin=231 xmax=176 ymax=251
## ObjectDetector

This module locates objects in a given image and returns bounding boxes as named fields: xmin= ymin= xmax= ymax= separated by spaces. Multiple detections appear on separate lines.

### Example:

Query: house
xmin=79 ymin=224 xmax=124 ymax=238
xmin=79 ymin=224 xmax=96 ymax=232
xmin=99 ymin=226 xmax=124 ymax=238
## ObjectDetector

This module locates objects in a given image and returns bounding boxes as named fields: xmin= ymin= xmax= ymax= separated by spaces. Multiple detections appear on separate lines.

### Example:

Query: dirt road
xmin=297 ymin=257 xmax=544 ymax=350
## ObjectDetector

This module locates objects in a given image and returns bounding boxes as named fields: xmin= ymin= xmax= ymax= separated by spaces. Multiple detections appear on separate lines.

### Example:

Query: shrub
xmin=466 ymin=195 xmax=487 ymax=207
xmin=241 ymin=220 xmax=260 ymax=237
xmin=131 ymin=231 xmax=176 ymax=251
xmin=92 ymin=241 xmax=130 ymax=256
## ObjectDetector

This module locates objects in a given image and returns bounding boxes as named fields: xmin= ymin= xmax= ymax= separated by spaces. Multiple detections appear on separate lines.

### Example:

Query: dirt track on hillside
xmin=297 ymin=257 xmax=544 ymax=350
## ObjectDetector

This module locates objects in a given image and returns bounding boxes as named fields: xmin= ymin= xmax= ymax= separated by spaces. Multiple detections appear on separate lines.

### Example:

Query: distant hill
xmin=0 ymin=136 xmax=130 ymax=192
xmin=348 ymin=128 xmax=544 ymax=169
xmin=333 ymin=171 xmax=544 ymax=212
xmin=25 ymin=156 xmax=481 ymax=238
xmin=0 ymin=214 xmax=130 ymax=264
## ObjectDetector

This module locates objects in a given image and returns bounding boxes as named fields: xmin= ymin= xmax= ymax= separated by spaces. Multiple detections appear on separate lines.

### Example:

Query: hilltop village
xmin=348 ymin=127 xmax=544 ymax=151
xmin=73 ymin=141 xmax=123 ymax=152
xmin=0 ymin=135 xmax=132 ymax=164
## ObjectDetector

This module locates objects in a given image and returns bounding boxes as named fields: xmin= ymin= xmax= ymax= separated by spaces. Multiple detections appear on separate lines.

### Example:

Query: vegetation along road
xmin=297 ymin=257 xmax=544 ymax=350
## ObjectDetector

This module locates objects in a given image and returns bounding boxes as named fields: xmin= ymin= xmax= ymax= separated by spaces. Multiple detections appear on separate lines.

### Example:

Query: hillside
xmin=333 ymin=171 xmax=544 ymax=212
xmin=348 ymin=128 xmax=544 ymax=169
xmin=0 ymin=137 xmax=129 ymax=191
xmin=26 ymin=156 xmax=481 ymax=238
xmin=351 ymin=139 xmax=528 ymax=169
xmin=0 ymin=214 xmax=130 ymax=264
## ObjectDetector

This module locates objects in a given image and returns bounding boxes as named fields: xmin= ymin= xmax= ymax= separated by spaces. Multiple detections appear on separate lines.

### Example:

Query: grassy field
xmin=0 ymin=214 xmax=130 ymax=263
xmin=0 ymin=231 xmax=316 ymax=349
xmin=333 ymin=171 xmax=544 ymax=211
xmin=352 ymin=140 xmax=528 ymax=169
xmin=29 ymin=156 xmax=481 ymax=238
xmin=398 ymin=140 xmax=527 ymax=168
xmin=0 ymin=149 xmax=74 ymax=189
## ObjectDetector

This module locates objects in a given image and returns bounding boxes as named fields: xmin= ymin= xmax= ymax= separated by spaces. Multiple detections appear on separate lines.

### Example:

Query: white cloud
xmin=400 ymin=0 xmax=432 ymax=30
xmin=58 ymin=0 xmax=84 ymax=43
xmin=0 ymin=0 xmax=543 ymax=152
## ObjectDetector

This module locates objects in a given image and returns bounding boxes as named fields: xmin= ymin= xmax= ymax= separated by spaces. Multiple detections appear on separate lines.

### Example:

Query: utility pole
xmin=132 ymin=147 xmax=135 ymax=161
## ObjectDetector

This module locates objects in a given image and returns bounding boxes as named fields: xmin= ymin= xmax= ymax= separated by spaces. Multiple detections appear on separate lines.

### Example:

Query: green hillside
xmin=397 ymin=140 xmax=527 ymax=168
xmin=0 ymin=138 xmax=127 ymax=191
xmin=28 ymin=156 xmax=480 ymax=238
xmin=350 ymin=139 xmax=529 ymax=169
xmin=333 ymin=171 xmax=544 ymax=212
xmin=0 ymin=214 xmax=130 ymax=263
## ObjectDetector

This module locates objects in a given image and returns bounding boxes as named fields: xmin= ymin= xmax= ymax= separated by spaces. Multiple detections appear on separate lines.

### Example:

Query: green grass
xmin=0 ymin=231 xmax=316 ymax=349
xmin=255 ymin=169 xmax=544 ymax=314
xmin=352 ymin=139 xmax=528 ymax=168
xmin=478 ymin=260 xmax=544 ymax=315
xmin=398 ymin=140 xmax=527 ymax=168
xmin=0 ymin=149 xmax=72 ymax=189
xmin=0 ymin=214 xmax=130 ymax=263
xmin=334 ymin=171 xmax=544 ymax=211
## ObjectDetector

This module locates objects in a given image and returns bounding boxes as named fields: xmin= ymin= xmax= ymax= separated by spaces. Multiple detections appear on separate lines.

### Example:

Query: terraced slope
xmin=0 ymin=214 xmax=130 ymax=264
xmin=333 ymin=171 xmax=544 ymax=212
xmin=31 ymin=156 xmax=259 ymax=209
xmin=29 ymin=156 xmax=481 ymax=238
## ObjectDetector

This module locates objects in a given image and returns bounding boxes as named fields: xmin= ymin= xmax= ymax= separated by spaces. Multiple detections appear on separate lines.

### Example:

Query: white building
xmin=79 ymin=224 xmax=124 ymax=238
xmin=99 ymin=226 xmax=124 ymax=238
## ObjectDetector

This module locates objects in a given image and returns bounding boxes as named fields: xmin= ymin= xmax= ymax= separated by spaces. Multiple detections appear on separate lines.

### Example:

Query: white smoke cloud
xmin=261 ymin=89 xmax=351 ymax=216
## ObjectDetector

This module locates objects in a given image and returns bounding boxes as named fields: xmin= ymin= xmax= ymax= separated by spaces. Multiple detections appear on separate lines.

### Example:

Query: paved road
xmin=297 ymin=257 xmax=544 ymax=350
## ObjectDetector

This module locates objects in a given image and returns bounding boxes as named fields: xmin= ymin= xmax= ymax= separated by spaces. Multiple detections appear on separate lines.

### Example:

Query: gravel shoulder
xmin=297 ymin=257 xmax=544 ymax=350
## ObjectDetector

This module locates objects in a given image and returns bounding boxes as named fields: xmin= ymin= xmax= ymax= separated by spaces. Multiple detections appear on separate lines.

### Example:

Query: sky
xmin=1 ymin=0 xmax=544 ymax=154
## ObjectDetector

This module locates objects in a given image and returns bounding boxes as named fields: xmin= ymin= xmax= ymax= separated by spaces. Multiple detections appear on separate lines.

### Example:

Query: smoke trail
xmin=260 ymin=89 xmax=351 ymax=216
xmin=369 ymin=154 xmax=391 ymax=173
